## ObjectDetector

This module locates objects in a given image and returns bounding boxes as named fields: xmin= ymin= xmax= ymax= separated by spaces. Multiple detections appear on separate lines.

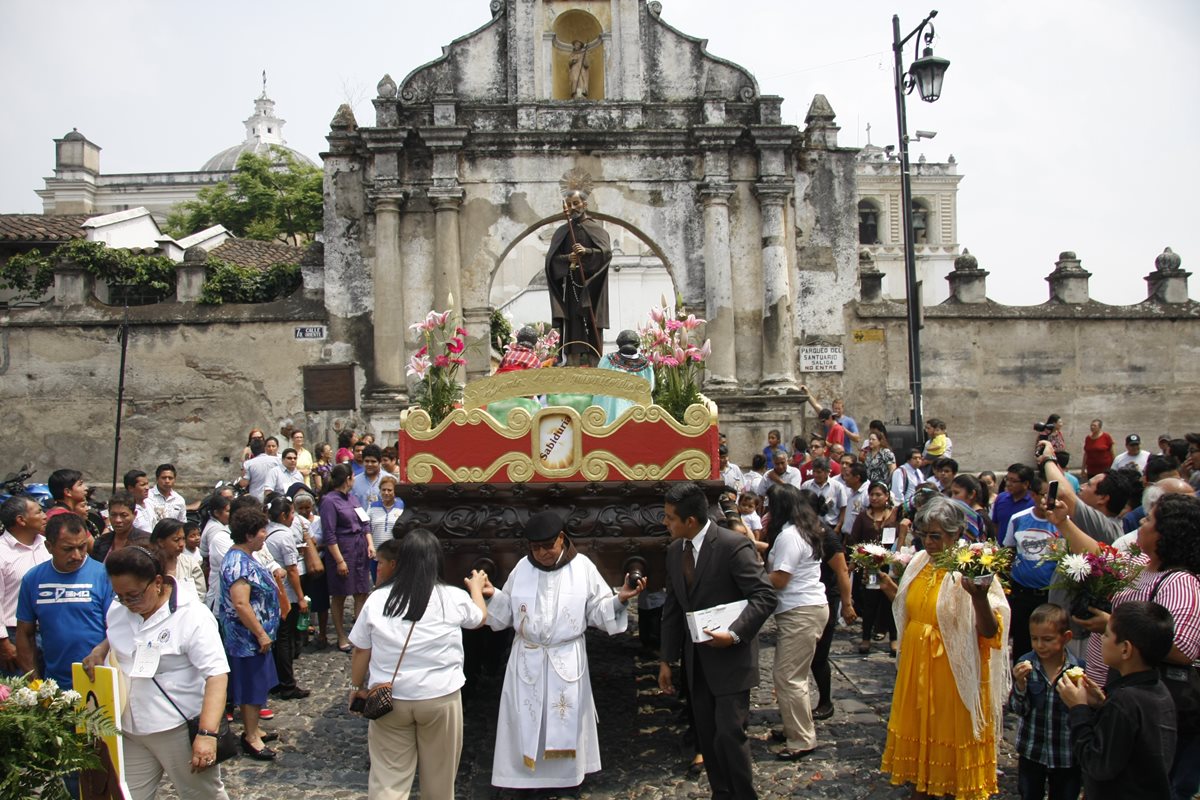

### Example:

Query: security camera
xmin=914 ymin=130 xmax=937 ymax=140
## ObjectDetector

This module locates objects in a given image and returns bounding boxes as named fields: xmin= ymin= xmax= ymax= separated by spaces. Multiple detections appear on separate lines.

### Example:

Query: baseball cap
xmin=1126 ymin=434 xmax=1140 ymax=445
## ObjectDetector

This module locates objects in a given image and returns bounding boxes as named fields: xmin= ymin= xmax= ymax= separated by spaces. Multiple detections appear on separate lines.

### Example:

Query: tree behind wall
xmin=165 ymin=148 xmax=322 ymax=246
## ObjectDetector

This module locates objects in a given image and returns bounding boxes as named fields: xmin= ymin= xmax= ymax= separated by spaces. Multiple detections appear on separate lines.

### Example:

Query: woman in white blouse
xmin=348 ymin=530 xmax=489 ymax=800
xmin=83 ymin=545 xmax=230 ymax=800
xmin=763 ymin=483 xmax=831 ymax=762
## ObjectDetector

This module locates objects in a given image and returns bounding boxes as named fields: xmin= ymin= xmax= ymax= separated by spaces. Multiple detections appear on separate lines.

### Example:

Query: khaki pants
xmin=367 ymin=689 xmax=463 ymax=800
xmin=123 ymin=722 xmax=229 ymax=800
xmin=773 ymin=603 xmax=829 ymax=751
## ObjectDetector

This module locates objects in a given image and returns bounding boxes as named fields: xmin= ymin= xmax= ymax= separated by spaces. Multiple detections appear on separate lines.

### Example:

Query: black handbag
xmin=152 ymin=677 xmax=239 ymax=763
xmin=362 ymin=621 xmax=416 ymax=721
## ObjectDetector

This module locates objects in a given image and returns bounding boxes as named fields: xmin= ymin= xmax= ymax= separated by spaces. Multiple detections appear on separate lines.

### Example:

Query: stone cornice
xmin=854 ymin=299 xmax=1200 ymax=320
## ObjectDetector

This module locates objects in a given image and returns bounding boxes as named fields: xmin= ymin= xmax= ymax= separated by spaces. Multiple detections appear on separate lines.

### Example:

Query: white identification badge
xmin=881 ymin=527 xmax=897 ymax=545
xmin=354 ymin=507 xmax=370 ymax=522
xmin=130 ymin=641 xmax=161 ymax=678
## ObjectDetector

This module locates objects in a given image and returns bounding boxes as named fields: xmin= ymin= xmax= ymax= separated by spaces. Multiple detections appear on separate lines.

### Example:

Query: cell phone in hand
xmin=350 ymin=695 xmax=366 ymax=713
xmin=1046 ymin=480 xmax=1059 ymax=508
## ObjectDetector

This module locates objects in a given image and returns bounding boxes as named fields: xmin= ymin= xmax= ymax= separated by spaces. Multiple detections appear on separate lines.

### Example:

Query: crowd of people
xmin=3 ymin=411 xmax=1200 ymax=800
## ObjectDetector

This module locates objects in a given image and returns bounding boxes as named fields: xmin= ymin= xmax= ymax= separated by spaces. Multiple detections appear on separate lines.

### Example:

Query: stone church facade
xmin=0 ymin=0 xmax=1195 ymax=486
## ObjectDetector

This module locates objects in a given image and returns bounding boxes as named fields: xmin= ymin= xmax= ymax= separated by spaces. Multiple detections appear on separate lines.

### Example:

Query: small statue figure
xmin=544 ymin=190 xmax=611 ymax=367
xmin=555 ymin=36 xmax=601 ymax=100
xmin=496 ymin=326 xmax=543 ymax=373
xmin=593 ymin=330 xmax=654 ymax=423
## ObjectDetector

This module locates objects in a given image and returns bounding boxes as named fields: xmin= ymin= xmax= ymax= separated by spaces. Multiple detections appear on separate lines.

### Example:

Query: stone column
xmin=53 ymin=261 xmax=92 ymax=306
xmin=1145 ymin=247 xmax=1191 ymax=304
xmin=428 ymin=188 xmax=465 ymax=317
xmin=700 ymin=182 xmax=736 ymax=389
xmin=372 ymin=192 xmax=406 ymax=389
xmin=945 ymin=249 xmax=990 ymax=304
xmin=175 ymin=246 xmax=208 ymax=303
xmin=1046 ymin=251 xmax=1092 ymax=304
xmin=756 ymin=183 xmax=797 ymax=392
xmin=859 ymin=251 xmax=885 ymax=303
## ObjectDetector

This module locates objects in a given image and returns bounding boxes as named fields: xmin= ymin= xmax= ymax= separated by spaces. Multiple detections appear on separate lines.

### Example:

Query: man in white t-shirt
xmin=719 ymin=446 xmax=744 ymax=493
xmin=146 ymin=464 xmax=187 ymax=524
xmin=241 ymin=439 xmax=279 ymax=501
xmin=1111 ymin=434 xmax=1150 ymax=474
xmin=267 ymin=449 xmax=306 ymax=496
xmin=765 ymin=450 xmax=804 ymax=491
xmin=801 ymin=458 xmax=847 ymax=531
xmin=839 ymin=463 xmax=870 ymax=537
xmin=122 ymin=469 xmax=158 ymax=533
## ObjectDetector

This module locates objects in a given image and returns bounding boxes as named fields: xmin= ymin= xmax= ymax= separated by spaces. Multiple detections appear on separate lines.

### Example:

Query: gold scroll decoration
xmin=462 ymin=367 xmax=652 ymax=410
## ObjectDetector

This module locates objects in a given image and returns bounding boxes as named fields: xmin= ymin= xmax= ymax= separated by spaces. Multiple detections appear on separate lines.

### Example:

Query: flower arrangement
xmin=932 ymin=539 xmax=1015 ymax=586
xmin=1045 ymin=543 xmax=1143 ymax=619
xmin=407 ymin=308 xmax=468 ymax=427
xmin=849 ymin=542 xmax=892 ymax=590
xmin=890 ymin=545 xmax=918 ymax=582
xmin=0 ymin=674 xmax=117 ymax=799
xmin=638 ymin=300 xmax=711 ymax=421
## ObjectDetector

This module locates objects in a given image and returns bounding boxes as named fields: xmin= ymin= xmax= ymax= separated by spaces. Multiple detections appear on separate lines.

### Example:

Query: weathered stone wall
xmin=0 ymin=295 xmax=365 ymax=495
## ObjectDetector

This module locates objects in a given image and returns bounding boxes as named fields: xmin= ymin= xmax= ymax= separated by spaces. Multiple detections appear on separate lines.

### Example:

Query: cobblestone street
xmin=161 ymin=611 xmax=1020 ymax=799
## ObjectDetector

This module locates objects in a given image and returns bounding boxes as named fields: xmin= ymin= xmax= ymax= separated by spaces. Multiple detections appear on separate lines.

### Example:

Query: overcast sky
xmin=2 ymin=0 xmax=1196 ymax=304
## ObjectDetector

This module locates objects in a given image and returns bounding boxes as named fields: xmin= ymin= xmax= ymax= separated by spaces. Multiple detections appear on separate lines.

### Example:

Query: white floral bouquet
xmin=0 ymin=674 xmax=116 ymax=799
xmin=849 ymin=542 xmax=892 ymax=590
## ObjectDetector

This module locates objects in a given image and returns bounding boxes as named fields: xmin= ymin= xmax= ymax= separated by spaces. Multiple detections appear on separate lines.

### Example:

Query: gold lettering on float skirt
xmin=539 ymin=417 xmax=571 ymax=460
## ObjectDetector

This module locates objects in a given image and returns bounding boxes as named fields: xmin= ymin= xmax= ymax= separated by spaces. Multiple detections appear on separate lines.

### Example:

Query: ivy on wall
xmin=0 ymin=240 xmax=299 ymax=305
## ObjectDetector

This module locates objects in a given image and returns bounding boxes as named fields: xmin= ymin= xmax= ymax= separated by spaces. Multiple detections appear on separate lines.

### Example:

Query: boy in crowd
xmin=1008 ymin=604 xmax=1082 ymax=800
xmin=1056 ymin=601 xmax=1177 ymax=800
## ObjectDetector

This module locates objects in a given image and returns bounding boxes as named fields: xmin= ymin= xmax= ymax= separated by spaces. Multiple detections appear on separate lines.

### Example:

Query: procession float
xmin=393 ymin=304 xmax=723 ymax=592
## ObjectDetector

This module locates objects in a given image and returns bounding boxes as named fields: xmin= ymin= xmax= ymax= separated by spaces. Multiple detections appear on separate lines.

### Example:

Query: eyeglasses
xmin=912 ymin=529 xmax=949 ymax=542
xmin=115 ymin=579 xmax=156 ymax=606
xmin=529 ymin=537 xmax=561 ymax=553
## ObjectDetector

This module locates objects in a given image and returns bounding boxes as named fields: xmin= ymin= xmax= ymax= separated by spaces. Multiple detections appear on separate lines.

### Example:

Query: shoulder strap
xmin=151 ymin=676 xmax=189 ymax=724
xmin=388 ymin=621 xmax=417 ymax=684
xmin=1149 ymin=568 xmax=1185 ymax=603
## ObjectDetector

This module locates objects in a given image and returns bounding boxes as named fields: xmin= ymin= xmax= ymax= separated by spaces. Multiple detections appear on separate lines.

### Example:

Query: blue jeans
xmin=1017 ymin=755 xmax=1081 ymax=800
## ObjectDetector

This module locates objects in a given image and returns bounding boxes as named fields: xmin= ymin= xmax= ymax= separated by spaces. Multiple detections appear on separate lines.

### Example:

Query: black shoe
xmin=240 ymin=734 xmax=276 ymax=761
xmin=260 ymin=731 xmax=278 ymax=743
xmin=812 ymin=702 xmax=835 ymax=721
xmin=775 ymin=746 xmax=816 ymax=761
xmin=279 ymin=687 xmax=311 ymax=700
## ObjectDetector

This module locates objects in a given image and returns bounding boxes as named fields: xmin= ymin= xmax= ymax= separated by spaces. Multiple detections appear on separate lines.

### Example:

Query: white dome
xmin=201 ymin=140 xmax=314 ymax=172
xmin=200 ymin=88 xmax=314 ymax=172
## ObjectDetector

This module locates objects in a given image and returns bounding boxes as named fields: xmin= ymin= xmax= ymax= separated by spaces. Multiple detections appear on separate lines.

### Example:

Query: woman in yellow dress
xmin=879 ymin=496 xmax=1011 ymax=799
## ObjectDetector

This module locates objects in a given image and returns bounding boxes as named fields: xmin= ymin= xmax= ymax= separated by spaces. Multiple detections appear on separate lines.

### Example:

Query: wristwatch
xmin=196 ymin=729 xmax=219 ymax=738
xmin=728 ymin=630 xmax=742 ymax=645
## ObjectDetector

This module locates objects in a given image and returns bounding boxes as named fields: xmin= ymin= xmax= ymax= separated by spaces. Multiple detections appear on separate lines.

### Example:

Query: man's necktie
xmin=683 ymin=539 xmax=696 ymax=591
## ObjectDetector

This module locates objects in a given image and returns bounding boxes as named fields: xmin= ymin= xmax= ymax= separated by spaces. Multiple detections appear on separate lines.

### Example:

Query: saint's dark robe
xmin=544 ymin=217 xmax=611 ymax=364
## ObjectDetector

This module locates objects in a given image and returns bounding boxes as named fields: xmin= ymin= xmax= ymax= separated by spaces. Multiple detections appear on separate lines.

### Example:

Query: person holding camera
xmin=1034 ymin=414 xmax=1069 ymax=464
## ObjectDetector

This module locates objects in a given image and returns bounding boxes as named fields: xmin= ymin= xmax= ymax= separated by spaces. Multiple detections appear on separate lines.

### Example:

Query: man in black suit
xmin=658 ymin=482 xmax=776 ymax=799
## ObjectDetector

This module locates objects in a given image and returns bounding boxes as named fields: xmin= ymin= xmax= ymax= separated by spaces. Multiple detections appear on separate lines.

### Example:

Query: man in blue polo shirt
xmin=992 ymin=462 xmax=1037 ymax=540
xmin=15 ymin=513 xmax=112 ymax=689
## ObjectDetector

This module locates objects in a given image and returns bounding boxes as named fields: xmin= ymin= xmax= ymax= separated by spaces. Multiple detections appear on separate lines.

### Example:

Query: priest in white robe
xmin=484 ymin=511 xmax=646 ymax=791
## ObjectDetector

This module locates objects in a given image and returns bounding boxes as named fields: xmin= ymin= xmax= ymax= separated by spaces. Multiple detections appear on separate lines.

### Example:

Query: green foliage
xmin=0 ymin=239 xmax=176 ymax=303
xmin=0 ymin=674 xmax=118 ymax=800
xmin=165 ymin=147 xmax=322 ymax=246
xmin=489 ymin=308 xmax=513 ymax=352
xmin=198 ymin=258 xmax=302 ymax=305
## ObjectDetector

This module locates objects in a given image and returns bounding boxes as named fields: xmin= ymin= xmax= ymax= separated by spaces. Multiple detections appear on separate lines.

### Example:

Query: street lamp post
xmin=892 ymin=10 xmax=949 ymax=438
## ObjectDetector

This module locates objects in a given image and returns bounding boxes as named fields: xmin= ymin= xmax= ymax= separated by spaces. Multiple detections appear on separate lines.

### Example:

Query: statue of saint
xmin=544 ymin=190 xmax=611 ymax=367
xmin=555 ymin=37 xmax=600 ymax=100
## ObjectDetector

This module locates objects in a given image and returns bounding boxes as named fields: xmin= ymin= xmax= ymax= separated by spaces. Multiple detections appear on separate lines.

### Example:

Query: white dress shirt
xmin=0 ymin=532 xmax=51 ymax=631
xmin=146 ymin=487 xmax=187 ymax=524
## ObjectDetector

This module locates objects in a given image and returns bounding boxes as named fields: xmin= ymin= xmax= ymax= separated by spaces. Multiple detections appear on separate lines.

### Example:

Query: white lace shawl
xmin=892 ymin=550 xmax=1012 ymax=745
